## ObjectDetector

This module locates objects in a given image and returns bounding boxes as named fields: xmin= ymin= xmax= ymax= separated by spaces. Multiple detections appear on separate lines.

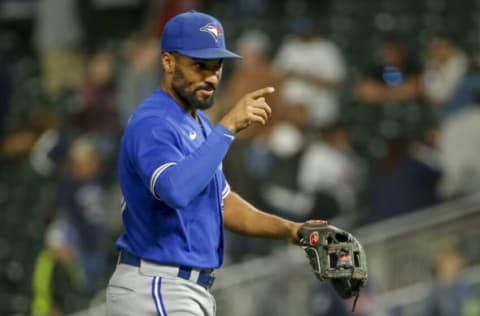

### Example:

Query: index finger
xmin=247 ymin=86 xmax=275 ymax=99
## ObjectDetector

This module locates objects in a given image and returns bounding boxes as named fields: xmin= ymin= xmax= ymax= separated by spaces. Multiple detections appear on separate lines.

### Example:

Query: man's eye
xmin=193 ymin=61 xmax=221 ymax=72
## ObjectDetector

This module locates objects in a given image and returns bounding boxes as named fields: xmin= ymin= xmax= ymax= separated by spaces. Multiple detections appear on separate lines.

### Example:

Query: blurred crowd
xmin=2 ymin=0 xmax=480 ymax=315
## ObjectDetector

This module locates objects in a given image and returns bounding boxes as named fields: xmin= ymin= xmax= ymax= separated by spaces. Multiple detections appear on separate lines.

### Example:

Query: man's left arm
xmin=223 ymin=192 xmax=368 ymax=310
xmin=223 ymin=191 xmax=302 ymax=244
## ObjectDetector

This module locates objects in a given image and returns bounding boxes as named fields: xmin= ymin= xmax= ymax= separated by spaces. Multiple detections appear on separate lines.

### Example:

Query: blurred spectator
xmin=55 ymin=137 xmax=108 ymax=295
xmin=28 ymin=111 xmax=76 ymax=179
xmin=116 ymin=32 xmax=161 ymax=125
xmin=350 ymin=32 xmax=429 ymax=174
xmin=34 ymin=0 xmax=88 ymax=99
xmin=75 ymin=50 xmax=120 ymax=170
xmin=31 ymin=220 xmax=87 ymax=316
xmin=422 ymin=32 xmax=480 ymax=120
xmin=257 ymin=122 xmax=309 ymax=221
xmin=255 ymin=18 xmax=347 ymax=226
xmin=365 ymin=133 xmax=441 ymax=223
xmin=28 ymin=50 xmax=120 ymax=179
xmin=273 ymin=16 xmax=346 ymax=128
xmin=419 ymin=242 xmax=474 ymax=316
xmin=220 ymin=30 xmax=312 ymax=223
xmin=355 ymin=33 xmax=422 ymax=105
xmin=438 ymin=100 xmax=480 ymax=198
xmin=297 ymin=122 xmax=360 ymax=221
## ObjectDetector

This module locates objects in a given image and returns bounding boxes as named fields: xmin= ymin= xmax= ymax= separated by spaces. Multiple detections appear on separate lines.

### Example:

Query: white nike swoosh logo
xmin=189 ymin=131 xmax=197 ymax=140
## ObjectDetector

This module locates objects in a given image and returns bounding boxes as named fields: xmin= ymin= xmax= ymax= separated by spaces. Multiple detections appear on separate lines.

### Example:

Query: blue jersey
xmin=116 ymin=89 xmax=235 ymax=269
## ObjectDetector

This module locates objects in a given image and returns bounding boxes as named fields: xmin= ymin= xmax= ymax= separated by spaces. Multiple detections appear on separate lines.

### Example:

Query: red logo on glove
xmin=310 ymin=231 xmax=320 ymax=246
xmin=339 ymin=255 xmax=351 ymax=262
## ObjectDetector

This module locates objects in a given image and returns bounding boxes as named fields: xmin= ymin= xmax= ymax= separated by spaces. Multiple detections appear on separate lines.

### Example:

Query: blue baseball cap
xmin=161 ymin=11 xmax=242 ymax=59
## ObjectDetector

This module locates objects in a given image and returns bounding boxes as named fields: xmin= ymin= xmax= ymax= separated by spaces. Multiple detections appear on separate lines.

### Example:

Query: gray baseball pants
xmin=106 ymin=259 xmax=216 ymax=316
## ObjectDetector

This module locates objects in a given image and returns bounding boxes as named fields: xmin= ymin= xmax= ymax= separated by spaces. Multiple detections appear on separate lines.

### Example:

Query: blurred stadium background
xmin=1 ymin=0 xmax=480 ymax=315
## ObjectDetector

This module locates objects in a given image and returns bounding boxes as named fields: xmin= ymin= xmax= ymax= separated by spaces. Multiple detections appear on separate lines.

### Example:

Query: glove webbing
xmin=352 ymin=293 xmax=360 ymax=313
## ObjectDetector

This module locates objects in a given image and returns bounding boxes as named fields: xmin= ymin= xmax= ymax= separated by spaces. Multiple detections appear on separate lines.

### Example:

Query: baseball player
xmin=106 ymin=11 xmax=348 ymax=316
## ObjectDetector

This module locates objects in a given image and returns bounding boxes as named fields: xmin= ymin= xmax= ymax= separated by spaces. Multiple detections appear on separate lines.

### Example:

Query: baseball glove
xmin=297 ymin=220 xmax=368 ymax=311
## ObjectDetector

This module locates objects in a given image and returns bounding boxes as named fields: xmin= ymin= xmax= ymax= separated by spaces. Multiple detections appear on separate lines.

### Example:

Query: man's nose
xmin=205 ymin=71 xmax=220 ymax=87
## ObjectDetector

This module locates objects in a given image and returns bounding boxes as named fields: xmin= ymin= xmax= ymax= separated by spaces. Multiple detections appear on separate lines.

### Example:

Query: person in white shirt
xmin=273 ymin=17 xmax=346 ymax=128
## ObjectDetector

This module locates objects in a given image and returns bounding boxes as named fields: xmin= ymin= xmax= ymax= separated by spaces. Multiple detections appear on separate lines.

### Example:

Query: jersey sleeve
xmin=130 ymin=117 xmax=235 ymax=209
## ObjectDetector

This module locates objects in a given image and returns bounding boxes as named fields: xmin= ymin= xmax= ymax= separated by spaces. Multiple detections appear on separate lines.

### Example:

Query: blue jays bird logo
xmin=200 ymin=23 xmax=223 ymax=42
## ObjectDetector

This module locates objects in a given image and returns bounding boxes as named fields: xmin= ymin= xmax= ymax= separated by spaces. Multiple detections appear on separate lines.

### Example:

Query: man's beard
xmin=172 ymin=66 xmax=215 ymax=111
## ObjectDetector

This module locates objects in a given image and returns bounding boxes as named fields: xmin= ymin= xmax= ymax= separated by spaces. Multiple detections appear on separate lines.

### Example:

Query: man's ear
xmin=162 ymin=52 xmax=175 ymax=73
